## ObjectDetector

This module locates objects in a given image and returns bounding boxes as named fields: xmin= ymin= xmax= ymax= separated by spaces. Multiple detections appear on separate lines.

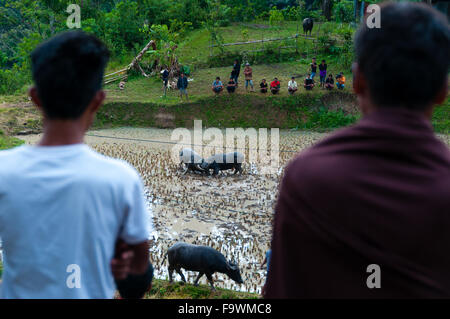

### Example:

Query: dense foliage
xmin=0 ymin=0 xmax=362 ymax=95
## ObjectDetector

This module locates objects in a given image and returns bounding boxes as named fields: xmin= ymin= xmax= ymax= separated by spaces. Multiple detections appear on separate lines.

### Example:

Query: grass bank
xmin=144 ymin=279 xmax=258 ymax=299
xmin=0 ymin=106 xmax=41 ymax=136
xmin=0 ymin=130 xmax=24 ymax=150
xmin=0 ymin=261 xmax=257 ymax=299
xmin=95 ymin=91 xmax=360 ymax=131
xmin=0 ymin=92 xmax=448 ymax=137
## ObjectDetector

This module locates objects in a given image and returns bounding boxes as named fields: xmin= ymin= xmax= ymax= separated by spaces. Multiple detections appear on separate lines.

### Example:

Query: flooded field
xmin=12 ymin=128 xmax=450 ymax=294
xmin=15 ymin=128 xmax=329 ymax=293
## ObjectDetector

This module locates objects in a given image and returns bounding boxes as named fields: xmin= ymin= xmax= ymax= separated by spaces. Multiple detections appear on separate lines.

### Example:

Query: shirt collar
xmin=360 ymin=107 xmax=433 ymax=132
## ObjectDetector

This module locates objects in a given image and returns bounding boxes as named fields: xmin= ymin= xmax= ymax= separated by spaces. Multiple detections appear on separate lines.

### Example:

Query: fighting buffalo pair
xmin=179 ymin=148 xmax=244 ymax=176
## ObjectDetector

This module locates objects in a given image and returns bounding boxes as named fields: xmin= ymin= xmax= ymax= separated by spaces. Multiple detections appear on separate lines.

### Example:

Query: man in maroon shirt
xmin=265 ymin=2 xmax=449 ymax=298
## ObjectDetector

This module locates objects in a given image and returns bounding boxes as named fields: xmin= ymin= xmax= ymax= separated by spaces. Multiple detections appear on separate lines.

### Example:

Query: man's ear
xmin=28 ymin=86 xmax=42 ymax=111
xmin=88 ymin=90 xmax=105 ymax=114
xmin=433 ymin=78 xmax=448 ymax=106
xmin=352 ymin=62 xmax=366 ymax=95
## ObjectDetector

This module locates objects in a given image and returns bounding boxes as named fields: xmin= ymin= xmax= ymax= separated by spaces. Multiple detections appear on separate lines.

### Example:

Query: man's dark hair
xmin=31 ymin=30 xmax=110 ymax=119
xmin=354 ymin=2 xmax=449 ymax=110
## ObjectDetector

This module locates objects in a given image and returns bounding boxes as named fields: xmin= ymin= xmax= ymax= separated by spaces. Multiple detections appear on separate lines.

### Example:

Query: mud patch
xmin=155 ymin=112 xmax=175 ymax=128
xmin=320 ymin=91 xmax=359 ymax=115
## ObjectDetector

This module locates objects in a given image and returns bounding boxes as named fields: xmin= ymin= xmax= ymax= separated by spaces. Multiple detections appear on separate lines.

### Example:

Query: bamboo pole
xmin=209 ymin=35 xmax=313 ymax=47
xmin=104 ymin=68 xmax=128 ymax=78
xmin=104 ymin=75 xmax=128 ymax=85
xmin=128 ymin=40 xmax=156 ymax=70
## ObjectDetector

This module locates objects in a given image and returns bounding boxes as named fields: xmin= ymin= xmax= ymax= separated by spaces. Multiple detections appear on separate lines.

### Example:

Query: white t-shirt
xmin=0 ymin=144 xmax=151 ymax=299
xmin=288 ymin=80 xmax=298 ymax=89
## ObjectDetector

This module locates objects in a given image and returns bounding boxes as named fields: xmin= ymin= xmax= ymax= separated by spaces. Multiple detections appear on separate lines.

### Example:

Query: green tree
xmin=269 ymin=6 xmax=284 ymax=26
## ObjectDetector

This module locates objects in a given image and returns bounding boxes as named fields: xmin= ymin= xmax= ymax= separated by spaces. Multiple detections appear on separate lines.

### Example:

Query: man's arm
xmin=261 ymin=256 xmax=267 ymax=268
xmin=111 ymin=238 xmax=150 ymax=276
xmin=113 ymin=241 xmax=152 ymax=299
xmin=114 ymin=172 xmax=153 ymax=298
xmin=127 ymin=241 xmax=150 ymax=275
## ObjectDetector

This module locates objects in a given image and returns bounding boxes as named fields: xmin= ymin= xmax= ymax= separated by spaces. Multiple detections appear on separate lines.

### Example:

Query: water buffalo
xmin=179 ymin=148 xmax=206 ymax=174
xmin=165 ymin=242 xmax=244 ymax=291
xmin=201 ymin=152 xmax=244 ymax=175
xmin=303 ymin=18 xmax=314 ymax=36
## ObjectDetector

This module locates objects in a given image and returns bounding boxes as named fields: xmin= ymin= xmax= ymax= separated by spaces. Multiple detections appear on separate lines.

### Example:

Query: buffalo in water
xmin=179 ymin=148 xmax=206 ymax=174
xmin=201 ymin=152 xmax=244 ymax=175
xmin=303 ymin=18 xmax=314 ymax=36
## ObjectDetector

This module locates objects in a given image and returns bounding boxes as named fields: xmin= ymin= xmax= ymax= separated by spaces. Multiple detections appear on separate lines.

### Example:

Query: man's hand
xmin=111 ymin=239 xmax=134 ymax=280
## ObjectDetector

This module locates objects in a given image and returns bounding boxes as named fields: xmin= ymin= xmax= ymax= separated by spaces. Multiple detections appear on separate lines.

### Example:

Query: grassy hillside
xmin=175 ymin=21 xmax=352 ymax=68
xmin=105 ymin=60 xmax=352 ymax=104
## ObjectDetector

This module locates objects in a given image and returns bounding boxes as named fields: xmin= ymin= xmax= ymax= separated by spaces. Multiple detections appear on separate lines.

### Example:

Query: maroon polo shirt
xmin=266 ymin=108 xmax=450 ymax=298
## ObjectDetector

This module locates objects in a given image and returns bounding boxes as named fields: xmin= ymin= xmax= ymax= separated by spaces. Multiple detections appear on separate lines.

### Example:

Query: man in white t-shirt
xmin=288 ymin=77 xmax=298 ymax=95
xmin=0 ymin=31 xmax=152 ymax=299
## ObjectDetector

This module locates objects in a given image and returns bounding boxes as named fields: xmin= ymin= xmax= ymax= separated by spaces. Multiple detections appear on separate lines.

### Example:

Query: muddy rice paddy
xmin=13 ymin=128 xmax=450 ymax=294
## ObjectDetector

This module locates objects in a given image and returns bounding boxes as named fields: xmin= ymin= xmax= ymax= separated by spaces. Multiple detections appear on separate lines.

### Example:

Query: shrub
xmin=0 ymin=65 xmax=29 ymax=95
xmin=333 ymin=0 xmax=355 ymax=23
xmin=241 ymin=29 xmax=249 ymax=42
xmin=302 ymin=107 xmax=358 ymax=130
xmin=269 ymin=7 xmax=284 ymax=26
xmin=317 ymin=35 xmax=341 ymax=55
xmin=282 ymin=6 xmax=300 ymax=21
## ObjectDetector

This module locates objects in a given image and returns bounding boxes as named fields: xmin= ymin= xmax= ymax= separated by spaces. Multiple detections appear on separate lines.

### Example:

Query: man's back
xmin=0 ymin=144 xmax=149 ymax=298
xmin=178 ymin=76 xmax=187 ymax=89
xmin=244 ymin=67 xmax=252 ymax=79
xmin=266 ymin=108 xmax=450 ymax=298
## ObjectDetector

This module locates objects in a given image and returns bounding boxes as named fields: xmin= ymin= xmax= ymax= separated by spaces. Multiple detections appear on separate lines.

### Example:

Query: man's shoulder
xmin=86 ymin=148 xmax=140 ymax=182
xmin=0 ymin=145 xmax=26 ymax=165
xmin=285 ymin=126 xmax=361 ymax=180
